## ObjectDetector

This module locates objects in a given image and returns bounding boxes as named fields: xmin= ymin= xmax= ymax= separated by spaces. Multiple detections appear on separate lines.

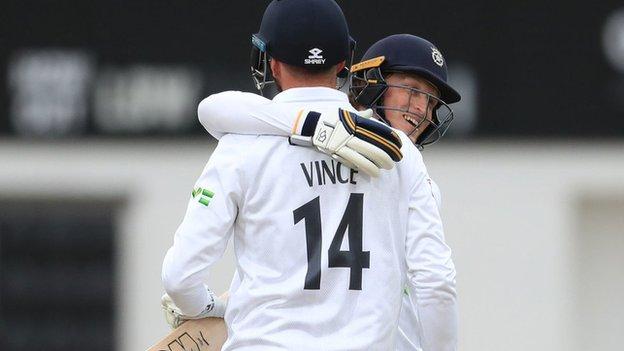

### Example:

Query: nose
xmin=410 ymin=93 xmax=429 ymax=116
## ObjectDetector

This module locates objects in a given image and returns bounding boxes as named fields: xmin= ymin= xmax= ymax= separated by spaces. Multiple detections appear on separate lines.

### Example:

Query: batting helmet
xmin=251 ymin=0 xmax=354 ymax=95
xmin=350 ymin=34 xmax=461 ymax=148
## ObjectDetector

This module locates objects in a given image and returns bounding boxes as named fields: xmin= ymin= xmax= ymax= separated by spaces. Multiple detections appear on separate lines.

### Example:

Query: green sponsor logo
xmin=192 ymin=187 xmax=214 ymax=206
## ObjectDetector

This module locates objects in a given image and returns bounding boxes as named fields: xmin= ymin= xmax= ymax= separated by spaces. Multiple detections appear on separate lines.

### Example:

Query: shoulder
xmin=207 ymin=134 xmax=254 ymax=168
xmin=202 ymin=135 xmax=263 ymax=187
xmin=394 ymin=133 xmax=443 ymax=208
xmin=397 ymin=132 xmax=426 ymax=171
xmin=211 ymin=134 xmax=292 ymax=189
xmin=213 ymin=134 xmax=285 ymax=161
xmin=213 ymin=133 xmax=262 ymax=152
xmin=393 ymin=132 xmax=432 ymax=191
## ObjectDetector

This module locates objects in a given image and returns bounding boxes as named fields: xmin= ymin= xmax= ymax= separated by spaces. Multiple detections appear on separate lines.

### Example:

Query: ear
xmin=270 ymin=59 xmax=281 ymax=81
xmin=335 ymin=60 xmax=346 ymax=74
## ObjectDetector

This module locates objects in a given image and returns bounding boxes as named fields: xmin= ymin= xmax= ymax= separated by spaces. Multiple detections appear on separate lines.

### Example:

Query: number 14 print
xmin=293 ymin=193 xmax=370 ymax=290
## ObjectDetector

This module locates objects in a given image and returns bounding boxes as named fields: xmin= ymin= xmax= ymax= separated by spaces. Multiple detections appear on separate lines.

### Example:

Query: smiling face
xmin=381 ymin=72 xmax=441 ymax=142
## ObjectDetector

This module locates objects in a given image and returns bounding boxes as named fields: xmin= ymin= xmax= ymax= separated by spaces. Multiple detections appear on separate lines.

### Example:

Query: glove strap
xmin=289 ymin=135 xmax=313 ymax=147
xmin=300 ymin=111 xmax=322 ymax=137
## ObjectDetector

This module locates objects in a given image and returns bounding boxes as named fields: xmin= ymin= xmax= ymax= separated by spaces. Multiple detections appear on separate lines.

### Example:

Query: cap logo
xmin=305 ymin=48 xmax=326 ymax=65
xmin=431 ymin=47 xmax=444 ymax=67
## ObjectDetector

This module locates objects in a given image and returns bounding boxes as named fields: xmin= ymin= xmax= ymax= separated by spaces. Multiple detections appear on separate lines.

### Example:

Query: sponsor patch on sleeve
xmin=192 ymin=187 xmax=215 ymax=206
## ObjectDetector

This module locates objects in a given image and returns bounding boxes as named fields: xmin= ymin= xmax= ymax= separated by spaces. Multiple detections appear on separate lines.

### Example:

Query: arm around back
xmin=197 ymin=91 xmax=294 ymax=139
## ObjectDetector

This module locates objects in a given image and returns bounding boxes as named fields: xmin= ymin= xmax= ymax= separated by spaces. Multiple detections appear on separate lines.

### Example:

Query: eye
xmin=429 ymin=98 xmax=439 ymax=109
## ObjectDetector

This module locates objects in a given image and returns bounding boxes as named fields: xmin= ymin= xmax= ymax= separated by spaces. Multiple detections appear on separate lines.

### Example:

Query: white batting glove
xmin=161 ymin=287 xmax=227 ymax=329
xmin=289 ymin=108 xmax=403 ymax=177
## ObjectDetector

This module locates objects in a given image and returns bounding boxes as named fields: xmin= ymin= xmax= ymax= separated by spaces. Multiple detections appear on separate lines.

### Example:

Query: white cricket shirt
xmin=163 ymin=88 xmax=456 ymax=350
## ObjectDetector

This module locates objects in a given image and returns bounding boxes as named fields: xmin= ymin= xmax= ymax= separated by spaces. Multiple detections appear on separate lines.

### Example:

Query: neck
xmin=276 ymin=69 xmax=336 ymax=91
xmin=279 ymin=75 xmax=336 ymax=90
xmin=271 ymin=60 xmax=340 ymax=92
xmin=278 ymin=79 xmax=336 ymax=91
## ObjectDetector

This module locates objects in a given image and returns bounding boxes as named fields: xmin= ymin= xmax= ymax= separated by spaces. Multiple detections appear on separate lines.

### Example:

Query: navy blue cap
xmin=362 ymin=34 xmax=461 ymax=103
xmin=255 ymin=0 xmax=351 ymax=69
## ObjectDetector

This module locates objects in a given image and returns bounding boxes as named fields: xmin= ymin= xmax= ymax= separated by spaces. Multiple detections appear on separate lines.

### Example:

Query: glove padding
xmin=290 ymin=108 xmax=403 ymax=177
xmin=161 ymin=287 xmax=227 ymax=329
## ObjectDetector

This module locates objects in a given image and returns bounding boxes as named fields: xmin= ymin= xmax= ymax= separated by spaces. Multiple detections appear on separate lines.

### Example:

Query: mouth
xmin=402 ymin=113 xmax=420 ymax=128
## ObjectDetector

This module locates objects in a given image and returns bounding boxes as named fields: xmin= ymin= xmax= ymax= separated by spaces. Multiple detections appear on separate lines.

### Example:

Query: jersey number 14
xmin=293 ymin=193 xmax=370 ymax=290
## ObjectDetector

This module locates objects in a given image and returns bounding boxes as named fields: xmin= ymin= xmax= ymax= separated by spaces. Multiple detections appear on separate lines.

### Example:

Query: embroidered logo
xmin=431 ymin=47 xmax=444 ymax=67
xmin=305 ymin=48 xmax=326 ymax=65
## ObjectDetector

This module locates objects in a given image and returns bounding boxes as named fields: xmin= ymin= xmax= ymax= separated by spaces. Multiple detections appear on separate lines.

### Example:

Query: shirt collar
xmin=272 ymin=87 xmax=349 ymax=103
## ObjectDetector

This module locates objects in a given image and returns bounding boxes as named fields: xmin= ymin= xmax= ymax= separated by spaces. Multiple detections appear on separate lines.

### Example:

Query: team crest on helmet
xmin=431 ymin=47 xmax=444 ymax=67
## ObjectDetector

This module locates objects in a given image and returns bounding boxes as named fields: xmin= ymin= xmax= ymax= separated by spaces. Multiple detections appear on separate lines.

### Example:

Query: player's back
xmin=220 ymin=131 xmax=421 ymax=350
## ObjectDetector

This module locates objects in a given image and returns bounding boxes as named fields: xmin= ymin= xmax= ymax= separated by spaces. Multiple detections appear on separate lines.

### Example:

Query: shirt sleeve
xmin=161 ymin=136 xmax=245 ymax=316
xmin=197 ymin=91 xmax=299 ymax=140
xmin=405 ymin=153 xmax=458 ymax=351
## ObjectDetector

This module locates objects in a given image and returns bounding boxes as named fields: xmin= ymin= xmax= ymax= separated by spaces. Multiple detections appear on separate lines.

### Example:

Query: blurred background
xmin=1 ymin=0 xmax=623 ymax=350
